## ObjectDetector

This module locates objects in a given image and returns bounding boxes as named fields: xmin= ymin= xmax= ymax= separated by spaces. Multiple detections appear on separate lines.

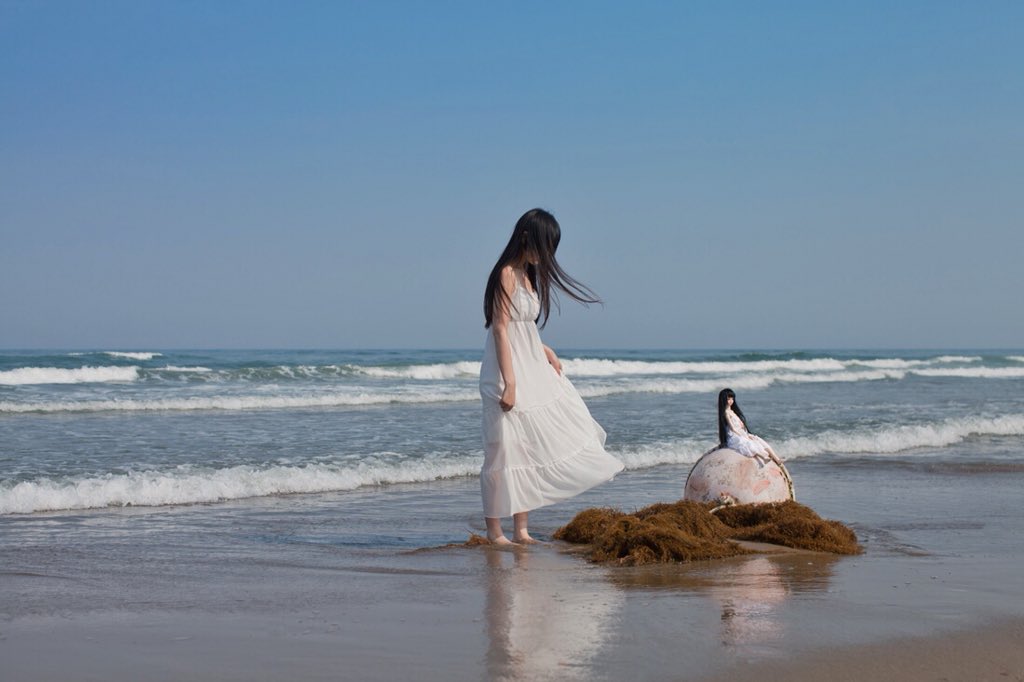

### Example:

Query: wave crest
xmin=356 ymin=361 xmax=481 ymax=380
xmin=779 ymin=414 xmax=1024 ymax=458
xmin=0 ymin=457 xmax=481 ymax=515
xmin=0 ymin=389 xmax=481 ymax=413
xmin=103 ymin=351 xmax=162 ymax=360
xmin=0 ymin=366 xmax=140 ymax=386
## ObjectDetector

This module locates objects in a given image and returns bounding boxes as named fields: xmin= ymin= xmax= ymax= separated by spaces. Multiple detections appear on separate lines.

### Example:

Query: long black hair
xmin=717 ymin=388 xmax=750 ymax=447
xmin=483 ymin=208 xmax=600 ymax=329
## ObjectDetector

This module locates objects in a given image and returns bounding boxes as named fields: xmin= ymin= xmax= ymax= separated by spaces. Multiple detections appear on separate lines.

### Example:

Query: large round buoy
xmin=683 ymin=448 xmax=794 ymax=505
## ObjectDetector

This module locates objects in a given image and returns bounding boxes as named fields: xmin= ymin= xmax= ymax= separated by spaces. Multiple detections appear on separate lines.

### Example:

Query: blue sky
xmin=2 ymin=1 xmax=1021 ymax=349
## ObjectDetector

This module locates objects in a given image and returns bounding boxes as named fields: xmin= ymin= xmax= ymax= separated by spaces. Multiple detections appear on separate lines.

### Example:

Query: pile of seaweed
xmin=553 ymin=500 xmax=861 ymax=565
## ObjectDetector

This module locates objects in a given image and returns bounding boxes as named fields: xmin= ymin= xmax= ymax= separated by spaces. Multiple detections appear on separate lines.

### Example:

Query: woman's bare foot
xmin=485 ymin=517 xmax=511 ymax=545
xmin=513 ymin=533 xmax=539 ymax=544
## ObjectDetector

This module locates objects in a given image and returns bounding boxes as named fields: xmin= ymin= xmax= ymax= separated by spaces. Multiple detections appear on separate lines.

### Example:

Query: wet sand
xmin=702 ymin=619 xmax=1024 ymax=682
xmin=3 ymin=539 xmax=1023 ymax=682
xmin=3 ymin=460 xmax=1024 ymax=681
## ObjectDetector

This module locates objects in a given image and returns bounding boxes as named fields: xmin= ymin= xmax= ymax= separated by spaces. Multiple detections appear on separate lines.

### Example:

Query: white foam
xmin=847 ymin=359 xmax=926 ymax=369
xmin=103 ymin=351 xmax=162 ymax=360
xmin=357 ymin=361 xmax=481 ymax=380
xmin=0 ymin=457 xmax=483 ymax=515
xmin=579 ymin=375 xmax=775 ymax=398
xmin=562 ymin=358 xmax=850 ymax=376
xmin=933 ymin=355 xmax=982 ymax=363
xmin=576 ymin=369 xmax=905 ymax=398
xmin=779 ymin=414 xmax=1024 ymax=459
xmin=1006 ymin=356 xmax=1024 ymax=363
xmin=0 ymin=366 xmax=140 ymax=386
xmin=611 ymin=439 xmax=710 ymax=469
xmin=910 ymin=367 xmax=1024 ymax=379
xmin=157 ymin=365 xmax=214 ymax=373
xmin=0 ymin=389 xmax=482 ymax=413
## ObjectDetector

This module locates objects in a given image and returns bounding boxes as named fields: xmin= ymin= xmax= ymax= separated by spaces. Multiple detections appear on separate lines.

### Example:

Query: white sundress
xmin=479 ymin=279 xmax=623 ymax=518
xmin=725 ymin=408 xmax=774 ymax=459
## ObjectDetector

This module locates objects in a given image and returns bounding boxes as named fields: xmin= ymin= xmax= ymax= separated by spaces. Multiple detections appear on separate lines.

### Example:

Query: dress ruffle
xmin=480 ymin=374 xmax=623 ymax=518
xmin=726 ymin=432 xmax=773 ymax=458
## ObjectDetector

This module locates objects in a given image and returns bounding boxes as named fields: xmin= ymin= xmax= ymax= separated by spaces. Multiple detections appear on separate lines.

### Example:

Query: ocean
xmin=2 ymin=348 xmax=1023 ymax=519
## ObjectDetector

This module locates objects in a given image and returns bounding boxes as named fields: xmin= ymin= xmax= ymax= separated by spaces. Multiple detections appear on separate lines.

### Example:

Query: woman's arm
xmin=493 ymin=266 xmax=517 ymax=411
xmin=542 ymin=344 xmax=562 ymax=375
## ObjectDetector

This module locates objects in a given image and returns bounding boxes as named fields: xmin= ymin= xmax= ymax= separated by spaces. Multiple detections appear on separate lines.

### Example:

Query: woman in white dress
xmin=479 ymin=208 xmax=624 ymax=545
xmin=717 ymin=388 xmax=782 ymax=467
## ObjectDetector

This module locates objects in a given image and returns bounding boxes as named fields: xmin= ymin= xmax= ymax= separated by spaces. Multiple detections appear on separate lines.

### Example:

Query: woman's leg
xmin=486 ymin=517 xmax=513 ymax=545
xmin=512 ymin=512 xmax=537 ymax=544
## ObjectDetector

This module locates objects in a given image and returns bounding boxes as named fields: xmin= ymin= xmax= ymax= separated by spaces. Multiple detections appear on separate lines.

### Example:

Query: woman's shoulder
xmin=499 ymin=265 xmax=519 ymax=293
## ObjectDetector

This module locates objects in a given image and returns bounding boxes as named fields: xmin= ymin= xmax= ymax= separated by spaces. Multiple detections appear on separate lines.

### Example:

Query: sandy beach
xmin=3 ymin=540 xmax=1022 ymax=682
xmin=4 ymin=456 xmax=1024 ymax=681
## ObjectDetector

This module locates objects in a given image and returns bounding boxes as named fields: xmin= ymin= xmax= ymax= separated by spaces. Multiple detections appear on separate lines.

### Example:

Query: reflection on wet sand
xmin=714 ymin=556 xmax=790 ymax=651
xmin=610 ymin=551 xmax=841 ymax=654
xmin=483 ymin=548 xmax=624 ymax=681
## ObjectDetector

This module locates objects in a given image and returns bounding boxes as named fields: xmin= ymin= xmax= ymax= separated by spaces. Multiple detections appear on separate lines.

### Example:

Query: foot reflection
xmin=483 ymin=548 xmax=623 ymax=680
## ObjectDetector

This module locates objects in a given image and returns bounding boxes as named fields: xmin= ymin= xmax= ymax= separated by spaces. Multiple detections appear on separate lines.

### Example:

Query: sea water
xmin=1 ymin=348 xmax=1023 ymax=517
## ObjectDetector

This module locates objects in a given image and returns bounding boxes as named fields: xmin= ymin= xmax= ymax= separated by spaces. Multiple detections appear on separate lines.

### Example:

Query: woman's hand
xmin=500 ymin=383 xmax=516 ymax=411
xmin=543 ymin=345 xmax=562 ymax=375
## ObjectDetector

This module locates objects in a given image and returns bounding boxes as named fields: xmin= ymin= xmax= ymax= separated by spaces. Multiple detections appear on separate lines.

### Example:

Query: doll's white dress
xmin=725 ymin=409 xmax=774 ymax=459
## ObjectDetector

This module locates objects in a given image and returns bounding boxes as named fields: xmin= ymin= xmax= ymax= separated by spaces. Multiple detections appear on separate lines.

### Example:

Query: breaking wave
xmin=778 ymin=414 xmax=1024 ymax=459
xmin=355 ymin=361 xmax=481 ymax=380
xmin=4 ymin=414 xmax=1021 ymax=514
xmin=0 ymin=389 xmax=481 ymax=413
xmin=602 ymin=414 xmax=1024 ymax=470
xmin=102 ymin=351 xmax=162 ymax=360
xmin=911 ymin=367 xmax=1024 ymax=379
xmin=577 ymin=369 xmax=907 ymax=398
xmin=0 ymin=366 xmax=140 ymax=386
xmin=0 ymin=457 xmax=482 ymax=515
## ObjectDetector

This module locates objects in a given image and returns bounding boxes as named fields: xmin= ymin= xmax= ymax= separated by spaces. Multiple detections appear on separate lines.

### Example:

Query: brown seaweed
xmin=589 ymin=516 xmax=749 ymax=565
xmin=555 ymin=499 xmax=861 ymax=564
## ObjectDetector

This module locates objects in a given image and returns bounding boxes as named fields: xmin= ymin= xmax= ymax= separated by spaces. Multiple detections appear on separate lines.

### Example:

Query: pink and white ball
xmin=683 ymin=448 xmax=795 ymax=505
